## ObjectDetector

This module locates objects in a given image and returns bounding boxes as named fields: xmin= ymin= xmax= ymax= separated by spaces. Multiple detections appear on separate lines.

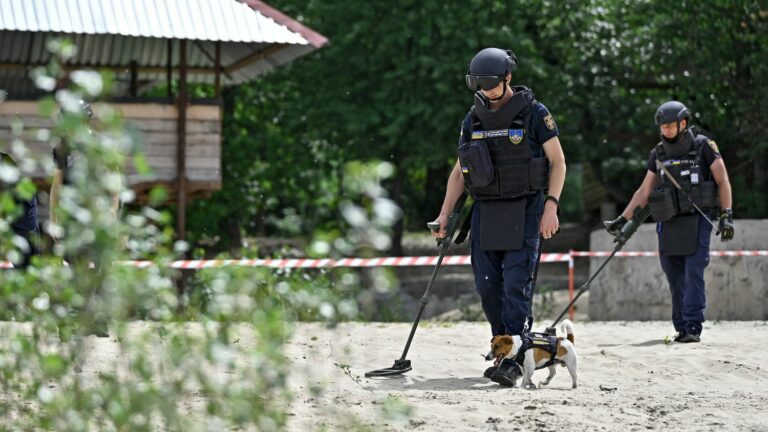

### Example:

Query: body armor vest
xmin=513 ymin=332 xmax=562 ymax=369
xmin=458 ymin=87 xmax=549 ymax=201
xmin=648 ymin=130 xmax=719 ymax=221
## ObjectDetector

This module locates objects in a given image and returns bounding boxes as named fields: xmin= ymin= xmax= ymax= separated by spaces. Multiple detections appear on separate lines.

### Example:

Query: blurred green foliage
xmin=0 ymin=39 xmax=400 ymax=430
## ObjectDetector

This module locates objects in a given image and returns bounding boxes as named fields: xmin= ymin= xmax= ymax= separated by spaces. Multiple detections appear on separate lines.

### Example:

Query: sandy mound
xmin=285 ymin=321 xmax=768 ymax=431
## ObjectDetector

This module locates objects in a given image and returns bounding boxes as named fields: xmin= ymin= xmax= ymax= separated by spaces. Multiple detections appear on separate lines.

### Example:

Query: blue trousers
xmin=471 ymin=203 xmax=542 ymax=336
xmin=657 ymin=214 xmax=712 ymax=335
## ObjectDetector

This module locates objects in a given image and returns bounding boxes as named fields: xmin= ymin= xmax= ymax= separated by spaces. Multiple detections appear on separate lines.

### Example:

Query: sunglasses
xmin=465 ymin=74 xmax=504 ymax=91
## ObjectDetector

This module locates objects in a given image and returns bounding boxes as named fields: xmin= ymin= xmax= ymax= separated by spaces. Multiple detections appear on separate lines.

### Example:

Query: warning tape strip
xmin=2 ymin=251 xmax=765 ymax=270
xmin=569 ymin=250 xmax=768 ymax=258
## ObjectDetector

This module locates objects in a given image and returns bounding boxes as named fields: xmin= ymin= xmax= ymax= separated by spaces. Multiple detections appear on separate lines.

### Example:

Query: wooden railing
xmin=0 ymin=100 xmax=222 ymax=200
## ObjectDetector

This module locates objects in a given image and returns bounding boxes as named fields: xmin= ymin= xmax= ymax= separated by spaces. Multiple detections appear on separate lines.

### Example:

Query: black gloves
xmin=717 ymin=208 xmax=734 ymax=242
xmin=604 ymin=215 xmax=627 ymax=236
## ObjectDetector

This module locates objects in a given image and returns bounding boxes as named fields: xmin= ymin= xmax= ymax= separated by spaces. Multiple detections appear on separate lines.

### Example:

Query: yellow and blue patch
xmin=509 ymin=129 xmax=524 ymax=144
xmin=471 ymin=129 xmax=525 ymax=144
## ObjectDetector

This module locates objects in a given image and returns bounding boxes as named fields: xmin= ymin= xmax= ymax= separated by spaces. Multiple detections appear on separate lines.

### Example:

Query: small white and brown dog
xmin=484 ymin=320 xmax=578 ymax=389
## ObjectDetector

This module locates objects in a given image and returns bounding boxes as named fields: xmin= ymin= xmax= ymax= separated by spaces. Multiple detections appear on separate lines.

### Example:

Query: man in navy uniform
xmin=605 ymin=101 xmax=734 ymax=343
xmin=432 ymin=48 xmax=566 ymax=386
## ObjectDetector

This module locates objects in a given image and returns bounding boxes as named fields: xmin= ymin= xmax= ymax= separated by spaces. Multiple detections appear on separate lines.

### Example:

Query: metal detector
xmin=365 ymin=193 xmax=469 ymax=378
xmin=544 ymin=206 xmax=652 ymax=334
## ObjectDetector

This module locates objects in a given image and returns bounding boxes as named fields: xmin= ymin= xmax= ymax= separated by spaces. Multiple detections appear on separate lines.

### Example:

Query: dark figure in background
xmin=49 ymin=100 xmax=119 ymax=238
xmin=1 ymin=151 xmax=39 ymax=269
xmin=49 ymin=100 xmax=118 ymax=338
xmin=605 ymin=101 xmax=734 ymax=343
xmin=432 ymin=48 xmax=566 ymax=386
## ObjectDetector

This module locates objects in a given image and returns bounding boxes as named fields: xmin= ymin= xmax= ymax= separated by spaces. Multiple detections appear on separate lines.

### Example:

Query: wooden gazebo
xmin=0 ymin=0 xmax=327 ymax=239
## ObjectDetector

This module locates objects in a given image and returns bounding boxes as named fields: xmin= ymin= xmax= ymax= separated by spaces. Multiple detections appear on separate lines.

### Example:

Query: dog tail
xmin=560 ymin=319 xmax=575 ymax=345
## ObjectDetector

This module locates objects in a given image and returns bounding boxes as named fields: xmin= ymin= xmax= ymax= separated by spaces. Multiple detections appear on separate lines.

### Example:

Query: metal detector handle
xmin=428 ymin=193 xmax=468 ymax=247
xmin=615 ymin=205 xmax=651 ymax=246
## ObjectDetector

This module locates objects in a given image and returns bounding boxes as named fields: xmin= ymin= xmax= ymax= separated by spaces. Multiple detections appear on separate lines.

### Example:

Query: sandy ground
xmin=285 ymin=320 xmax=768 ymax=432
xmin=2 ymin=319 xmax=767 ymax=431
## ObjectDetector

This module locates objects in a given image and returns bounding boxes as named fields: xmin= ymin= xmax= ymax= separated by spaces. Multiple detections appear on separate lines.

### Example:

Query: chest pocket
xmin=458 ymin=139 xmax=494 ymax=187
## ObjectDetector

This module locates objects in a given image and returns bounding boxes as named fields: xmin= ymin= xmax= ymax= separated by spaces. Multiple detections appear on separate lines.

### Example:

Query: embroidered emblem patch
xmin=543 ymin=114 xmax=556 ymax=131
xmin=508 ymin=129 xmax=524 ymax=144
xmin=708 ymin=139 xmax=720 ymax=154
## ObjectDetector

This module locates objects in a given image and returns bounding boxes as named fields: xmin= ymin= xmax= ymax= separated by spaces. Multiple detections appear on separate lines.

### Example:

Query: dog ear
xmin=501 ymin=336 xmax=513 ymax=346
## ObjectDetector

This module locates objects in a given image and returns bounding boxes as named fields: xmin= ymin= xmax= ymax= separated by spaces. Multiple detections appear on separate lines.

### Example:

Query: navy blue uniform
xmin=459 ymin=101 xmax=559 ymax=336
xmin=646 ymin=140 xmax=720 ymax=336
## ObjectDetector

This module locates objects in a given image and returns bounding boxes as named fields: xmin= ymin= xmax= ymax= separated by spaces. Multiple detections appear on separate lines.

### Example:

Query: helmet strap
xmin=488 ymin=83 xmax=507 ymax=102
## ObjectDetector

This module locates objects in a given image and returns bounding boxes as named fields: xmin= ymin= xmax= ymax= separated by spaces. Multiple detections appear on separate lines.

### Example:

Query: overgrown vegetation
xmin=0 ymin=40 xmax=401 ymax=431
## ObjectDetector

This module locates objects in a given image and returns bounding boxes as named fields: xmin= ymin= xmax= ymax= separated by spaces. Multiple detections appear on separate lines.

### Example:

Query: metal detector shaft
xmin=365 ymin=193 xmax=469 ymax=378
xmin=398 ymin=193 xmax=468 ymax=361
xmin=546 ymin=206 xmax=651 ymax=332
xmin=398 ymin=246 xmax=447 ymax=360
xmin=549 ymin=248 xmax=620 ymax=329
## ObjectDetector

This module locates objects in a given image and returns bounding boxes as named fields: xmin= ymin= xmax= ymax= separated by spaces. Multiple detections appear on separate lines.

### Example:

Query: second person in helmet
xmin=432 ymin=47 xmax=567 ymax=386
xmin=605 ymin=100 xmax=734 ymax=343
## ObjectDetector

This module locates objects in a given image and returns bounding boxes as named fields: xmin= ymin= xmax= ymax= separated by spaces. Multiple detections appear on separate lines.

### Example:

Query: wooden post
xmin=214 ymin=41 xmax=221 ymax=97
xmin=176 ymin=39 xmax=189 ymax=307
xmin=167 ymin=39 xmax=173 ymax=99
xmin=130 ymin=60 xmax=138 ymax=97
xmin=176 ymin=39 xmax=188 ymax=241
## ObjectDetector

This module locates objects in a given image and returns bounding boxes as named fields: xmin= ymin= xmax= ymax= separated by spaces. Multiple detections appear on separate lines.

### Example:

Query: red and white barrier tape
xmin=124 ymin=253 xmax=568 ymax=269
xmin=569 ymin=250 xmax=768 ymax=258
xmin=2 ymin=251 xmax=765 ymax=270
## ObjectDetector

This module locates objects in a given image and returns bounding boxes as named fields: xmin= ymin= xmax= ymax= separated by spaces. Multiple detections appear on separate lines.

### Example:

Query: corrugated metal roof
xmin=0 ymin=0 xmax=327 ymax=97
xmin=0 ymin=0 xmax=310 ymax=44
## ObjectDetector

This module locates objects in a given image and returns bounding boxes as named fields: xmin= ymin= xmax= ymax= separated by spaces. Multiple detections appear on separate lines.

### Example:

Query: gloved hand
xmin=604 ymin=215 xmax=627 ymax=237
xmin=716 ymin=208 xmax=734 ymax=242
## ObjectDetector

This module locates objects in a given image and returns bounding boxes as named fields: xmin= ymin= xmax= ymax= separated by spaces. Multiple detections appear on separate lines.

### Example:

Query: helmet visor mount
xmin=466 ymin=74 xmax=505 ymax=92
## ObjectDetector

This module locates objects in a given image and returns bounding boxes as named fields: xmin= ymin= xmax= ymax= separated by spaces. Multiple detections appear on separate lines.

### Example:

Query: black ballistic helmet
xmin=655 ymin=100 xmax=691 ymax=143
xmin=466 ymin=48 xmax=518 ymax=91
xmin=654 ymin=101 xmax=690 ymax=126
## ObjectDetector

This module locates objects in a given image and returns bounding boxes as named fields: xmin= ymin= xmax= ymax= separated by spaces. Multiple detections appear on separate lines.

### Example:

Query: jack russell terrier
xmin=485 ymin=320 xmax=577 ymax=389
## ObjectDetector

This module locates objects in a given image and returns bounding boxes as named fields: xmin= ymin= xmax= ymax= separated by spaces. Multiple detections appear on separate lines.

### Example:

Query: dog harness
xmin=513 ymin=332 xmax=562 ymax=369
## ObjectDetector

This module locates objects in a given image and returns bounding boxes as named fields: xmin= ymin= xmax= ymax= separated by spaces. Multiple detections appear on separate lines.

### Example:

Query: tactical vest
xmin=458 ymin=87 xmax=549 ymax=201
xmin=647 ymin=130 xmax=719 ymax=221
xmin=513 ymin=332 xmax=562 ymax=369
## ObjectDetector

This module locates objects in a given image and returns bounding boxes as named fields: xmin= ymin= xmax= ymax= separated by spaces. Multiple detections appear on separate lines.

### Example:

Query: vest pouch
xmin=648 ymin=187 xmax=676 ymax=221
xmin=675 ymin=189 xmax=695 ymax=214
xmin=497 ymin=163 xmax=530 ymax=197
xmin=458 ymin=140 xmax=495 ymax=187
xmin=528 ymin=158 xmax=549 ymax=191
xmin=698 ymin=180 xmax=718 ymax=208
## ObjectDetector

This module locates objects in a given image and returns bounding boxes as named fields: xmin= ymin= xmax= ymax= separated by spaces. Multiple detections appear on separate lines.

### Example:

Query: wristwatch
xmin=545 ymin=195 xmax=560 ymax=208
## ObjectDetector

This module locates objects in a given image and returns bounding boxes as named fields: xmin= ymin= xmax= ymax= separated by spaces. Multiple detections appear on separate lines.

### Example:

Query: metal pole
xmin=568 ymin=254 xmax=575 ymax=320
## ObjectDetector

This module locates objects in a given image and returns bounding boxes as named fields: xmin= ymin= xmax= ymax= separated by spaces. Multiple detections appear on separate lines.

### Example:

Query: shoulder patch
xmin=707 ymin=139 xmax=719 ymax=153
xmin=543 ymin=114 xmax=556 ymax=131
